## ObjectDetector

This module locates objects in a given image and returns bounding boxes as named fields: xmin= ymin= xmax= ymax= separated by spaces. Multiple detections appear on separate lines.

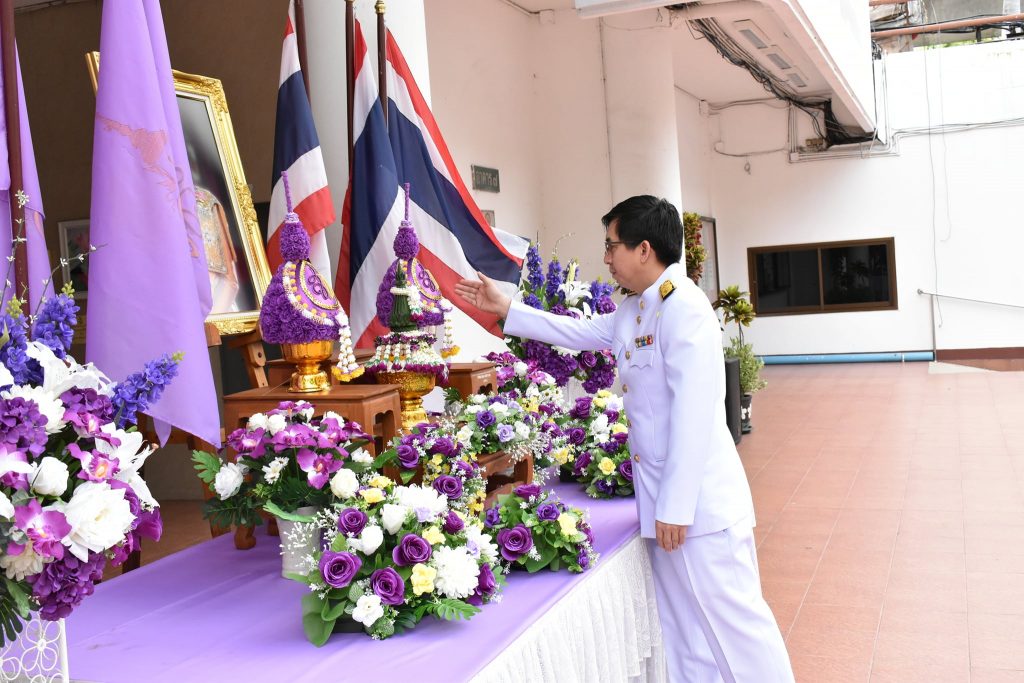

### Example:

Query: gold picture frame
xmin=86 ymin=52 xmax=270 ymax=336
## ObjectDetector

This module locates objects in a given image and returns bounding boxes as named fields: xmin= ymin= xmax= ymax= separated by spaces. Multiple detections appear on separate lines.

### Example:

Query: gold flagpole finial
xmin=376 ymin=0 xmax=385 ymax=14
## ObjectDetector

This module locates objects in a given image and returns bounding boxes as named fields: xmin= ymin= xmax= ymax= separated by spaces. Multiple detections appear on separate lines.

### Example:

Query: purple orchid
xmin=295 ymin=448 xmax=342 ymax=489
xmin=14 ymin=499 xmax=71 ymax=560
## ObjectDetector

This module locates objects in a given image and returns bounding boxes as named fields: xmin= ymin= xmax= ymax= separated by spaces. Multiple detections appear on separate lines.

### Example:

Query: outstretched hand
xmin=455 ymin=272 xmax=513 ymax=318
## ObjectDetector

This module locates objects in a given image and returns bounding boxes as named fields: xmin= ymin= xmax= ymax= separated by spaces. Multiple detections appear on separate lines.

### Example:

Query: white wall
xmin=707 ymin=40 xmax=1024 ymax=355
xmin=676 ymin=88 xmax=713 ymax=216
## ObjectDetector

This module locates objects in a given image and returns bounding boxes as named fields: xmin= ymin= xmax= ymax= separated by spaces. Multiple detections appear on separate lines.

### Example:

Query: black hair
xmin=601 ymin=195 xmax=683 ymax=266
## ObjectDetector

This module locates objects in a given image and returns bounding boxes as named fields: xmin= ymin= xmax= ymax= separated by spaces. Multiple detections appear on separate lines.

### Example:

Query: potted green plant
xmin=714 ymin=286 xmax=766 ymax=433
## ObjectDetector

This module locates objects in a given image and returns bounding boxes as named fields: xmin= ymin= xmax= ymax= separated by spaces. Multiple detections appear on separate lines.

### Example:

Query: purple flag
xmin=0 ymin=34 xmax=52 ymax=307
xmin=87 ymin=0 xmax=220 ymax=447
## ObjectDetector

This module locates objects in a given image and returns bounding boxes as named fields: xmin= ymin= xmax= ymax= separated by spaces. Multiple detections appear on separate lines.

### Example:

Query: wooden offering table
xmin=478 ymin=451 xmax=534 ymax=508
xmin=447 ymin=362 xmax=497 ymax=399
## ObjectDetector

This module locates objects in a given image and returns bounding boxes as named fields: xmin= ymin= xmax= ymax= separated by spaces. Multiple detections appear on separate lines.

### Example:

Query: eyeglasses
xmin=603 ymin=240 xmax=635 ymax=255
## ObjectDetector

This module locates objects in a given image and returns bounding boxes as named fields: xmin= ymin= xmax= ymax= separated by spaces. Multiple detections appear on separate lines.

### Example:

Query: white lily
xmin=25 ymin=341 xmax=114 ymax=398
xmin=97 ymin=424 xmax=158 ymax=507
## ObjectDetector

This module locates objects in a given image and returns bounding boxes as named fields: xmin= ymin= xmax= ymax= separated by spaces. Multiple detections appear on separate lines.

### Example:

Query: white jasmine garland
xmin=214 ymin=462 xmax=247 ymax=500
xmin=62 ymin=482 xmax=135 ymax=561
xmin=330 ymin=468 xmax=359 ymax=499
xmin=262 ymin=457 xmax=288 ymax=484
xmin=352 ymin=594 xmax=384 ymax=626
xmin=432 ymin=545 xmax=480 ymax=599
xmin=29 ymin=457 xmax=69 ymax=497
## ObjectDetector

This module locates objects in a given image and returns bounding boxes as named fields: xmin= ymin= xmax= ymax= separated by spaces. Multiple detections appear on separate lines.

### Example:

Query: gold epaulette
xmin=659 ymin=280 xmax=676 ymax=300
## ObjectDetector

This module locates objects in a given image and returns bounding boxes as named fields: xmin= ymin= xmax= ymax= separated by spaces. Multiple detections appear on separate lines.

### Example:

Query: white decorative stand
xmin=0 ymin=613 xmax=69 ymax=682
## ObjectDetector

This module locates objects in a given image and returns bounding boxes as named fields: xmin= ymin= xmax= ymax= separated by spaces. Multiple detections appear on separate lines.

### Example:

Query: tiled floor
xmin=122 ymin=361 xmax=1024 ymax=681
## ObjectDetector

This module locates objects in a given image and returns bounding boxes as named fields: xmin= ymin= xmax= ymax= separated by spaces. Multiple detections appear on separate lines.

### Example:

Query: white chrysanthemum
xmin=262 ymin=457 xmax=288 ymax=484
xmin=432 ymin=545 xmax=481 ymax=599
xmin=349 ymin=447 xmax=373 ymax=465
xmin=2 ymin=384 xmax=66 ymax=434
xmin=214 ymin=462 xmax=247 ymax=500
xmin=0 ymin=540 xmax=45 ymax=581
xmin=589 ymin=413 xmax=610 ymax=439
xmin=394 ymin=485 xmax=448 ymax=523
xmin=266 ymin=414 xmax=288 ymax=435
xmin=464 ymin=525 xmax=498 ymax=563
xmin=63 ymin=482 xmax=135 ymax=561
xmin=247 ymin=413 xmax=269 ymax=431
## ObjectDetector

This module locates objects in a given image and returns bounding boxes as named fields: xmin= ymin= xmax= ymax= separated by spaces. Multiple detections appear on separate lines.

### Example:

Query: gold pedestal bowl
xmin=376 ymin=370 xmax=436 ymax=429
xmin=281 ymin=340 xmax=333 ymax=393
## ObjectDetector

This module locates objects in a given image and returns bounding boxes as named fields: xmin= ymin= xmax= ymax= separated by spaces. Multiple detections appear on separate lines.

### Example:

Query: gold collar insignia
xmin=659 ymin=280 xmax=675 ymax=300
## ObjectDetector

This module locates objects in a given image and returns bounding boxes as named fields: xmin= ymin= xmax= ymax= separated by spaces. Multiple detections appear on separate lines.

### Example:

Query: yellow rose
xmin=598 ymin=457 xmax=616 ymax=476
xmin=557 ymin=512 xmax=579 ymax=537
xmin=527 ymin=400 xmax=540 ymax=414
xmin=610 ymin=423 xmax=628 ymax=435
xmin=359 ymin=488 xmax=385 ymax=504
xmin=368 ymin=475 xmax=393 ymax=489
xmin=553 ymin=448 xmax=571 ymax=465
xmin=422 ymin=526 xmax=445 ymax=545
xmin=411 ymin=563 xmax=437 ymax=596
xmin=593 ymin=398 xmax=606 ymax=410
xmin=431 ymin=453 xmax=444 ymax=466
xmin=597 ymin=389 xmax=612 ymax=398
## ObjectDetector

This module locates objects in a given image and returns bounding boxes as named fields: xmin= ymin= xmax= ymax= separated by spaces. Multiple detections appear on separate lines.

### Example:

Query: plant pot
xmin=740 ymin=393 xmax=753 ymax=434
xmin=276 ymin=505 xmax=319 ymax=578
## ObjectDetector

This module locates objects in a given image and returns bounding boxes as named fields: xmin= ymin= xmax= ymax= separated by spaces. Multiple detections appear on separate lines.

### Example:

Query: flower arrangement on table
xmin=0 ymin=286 xmax=172 ymax=645
xmin=289 ymin=475 xmax=505 ymax=644
xmin=452 ymin=394 xmax=548 ymax=466
xmin=561 ymin=392 xmax=634 ymax=499
xmin=191 ymin=401 xmax=373 ymax=527
xmin=482 ymin=484 xmax=597 ymax=573
xmin=504 ymin=244 xmax=617 ymax=394
xmin=374 ymin=422 xmax=488 ymax=518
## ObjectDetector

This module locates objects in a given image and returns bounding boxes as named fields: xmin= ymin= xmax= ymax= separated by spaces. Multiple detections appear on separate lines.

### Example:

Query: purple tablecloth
xmin=66 ymin=485 xmax=639 ymax=683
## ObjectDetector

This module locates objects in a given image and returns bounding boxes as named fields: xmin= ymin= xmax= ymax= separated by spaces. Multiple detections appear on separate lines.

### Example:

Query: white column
xmin=302 ymin=0 xmax=431 ymax=280
xmin=600 ymin=9 xmax=683 ymax=210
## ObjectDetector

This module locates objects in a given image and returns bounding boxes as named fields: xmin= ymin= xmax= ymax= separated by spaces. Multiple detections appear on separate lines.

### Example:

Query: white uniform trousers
xmin=646 ymin=524 xmax=795 ymax=683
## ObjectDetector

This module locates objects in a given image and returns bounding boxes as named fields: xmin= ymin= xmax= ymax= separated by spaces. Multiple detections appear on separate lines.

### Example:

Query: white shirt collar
xmin=638 ymin=261 xmax=684 ymax=308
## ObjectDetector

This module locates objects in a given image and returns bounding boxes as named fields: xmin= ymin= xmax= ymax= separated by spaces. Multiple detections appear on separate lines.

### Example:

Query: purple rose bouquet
xmin=191 ymin=401 xmax=372 ymax=527
xmin=375 ymin=422 xmax=488 ymax=517
xmin=0 ymin=288 xmax=171 ymax=644
xmin=288 ymin=475 xmax=505 ymax=643
xmin=452 ymin=393 xmax=549 ymax=466
xmin=560 ymin=391 xmax=634 ymax=498
xmin=483 ymin=485 xmax=597 ymax=573
xmin=504 ymin=244 xmax=618 ymax=394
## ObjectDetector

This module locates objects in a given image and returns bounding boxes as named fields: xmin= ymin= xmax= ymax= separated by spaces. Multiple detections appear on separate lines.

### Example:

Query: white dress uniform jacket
xmin=504 ymin=261 xmax=754 ymax=538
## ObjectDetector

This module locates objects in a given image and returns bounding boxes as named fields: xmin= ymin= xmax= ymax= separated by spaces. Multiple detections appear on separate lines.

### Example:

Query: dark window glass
xmin=748 ymin=238 xmax=896 ymax=315
xmin=754 ymin=249 xmax=820 ymax=312
xmin=822 ymin=244 xmax=891 ymax=305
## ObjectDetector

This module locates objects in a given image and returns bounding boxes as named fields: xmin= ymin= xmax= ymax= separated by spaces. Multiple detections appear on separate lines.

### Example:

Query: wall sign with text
xmin=471 ymin=165 xmax=500 ymax=193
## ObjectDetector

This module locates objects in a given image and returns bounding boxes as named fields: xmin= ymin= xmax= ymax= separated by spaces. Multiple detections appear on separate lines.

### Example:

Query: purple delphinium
xmin=545 ymin=259 xmax=564 ymax=303
xmin=0 ymin=396 xmax=49 ymax=457
xmin=110 ymin=354 xmax=180 ymax=428
xmin=0 ymin=313 xmax=40 ymax=385
xmin=523 ymin=293 xmax=542 ymax=309
xmin=32 ymin=293 xmax=79 ymax=358
xmin=525 ymin=243 xmax=545 ymax=291
xmin=28 ymin=550 xmax=106 ymax=621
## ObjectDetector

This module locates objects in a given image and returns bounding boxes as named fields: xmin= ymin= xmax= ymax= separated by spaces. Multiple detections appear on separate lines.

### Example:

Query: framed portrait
xmin=697 ymin=215 xmax=720 ymax=303
xmin=57 ymin=219 xmax=90 ymax=300
xmin=86 ymin=53 xmax=271 ymax=335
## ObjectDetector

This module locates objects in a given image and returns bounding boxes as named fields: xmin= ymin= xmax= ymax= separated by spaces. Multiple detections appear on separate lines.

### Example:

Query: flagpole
xmin=294 ymin=0 xmax=311 ymax=100
xmin=376 ymin=0 xmax=387 ymax=124
xmin=0 ymin=0 xmax=27 ymax=314
xmin=346 ymin=0 xmax=354 ymax=164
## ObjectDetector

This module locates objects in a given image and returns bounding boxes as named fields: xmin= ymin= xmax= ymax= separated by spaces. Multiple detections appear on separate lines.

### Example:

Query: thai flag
xmin=268 ymin=0 xmax=335 ymax=277
xmin=335 ymin=22 xmax=525 ymax=348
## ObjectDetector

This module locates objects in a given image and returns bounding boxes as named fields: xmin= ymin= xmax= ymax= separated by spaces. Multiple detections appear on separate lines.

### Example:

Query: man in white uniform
xmin=456 ymin=196 xmax=794 ymax=682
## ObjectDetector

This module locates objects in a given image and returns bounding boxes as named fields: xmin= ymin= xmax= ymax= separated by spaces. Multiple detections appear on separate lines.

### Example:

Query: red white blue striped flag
xmin=335 ymin=23 xmax=525 ymax=347
xmin=268 ymin=0 xmax=335 ymax=276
